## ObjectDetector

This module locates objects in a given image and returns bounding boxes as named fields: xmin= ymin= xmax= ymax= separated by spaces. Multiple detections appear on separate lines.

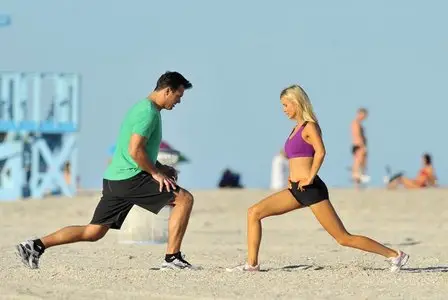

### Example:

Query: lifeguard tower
xmin=0 ymin=71 xmax=80 ymax=201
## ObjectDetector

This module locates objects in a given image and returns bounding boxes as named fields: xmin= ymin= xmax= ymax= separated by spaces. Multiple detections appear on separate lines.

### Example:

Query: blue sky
xmin=1 ymin=0 xmax=447 ymax=189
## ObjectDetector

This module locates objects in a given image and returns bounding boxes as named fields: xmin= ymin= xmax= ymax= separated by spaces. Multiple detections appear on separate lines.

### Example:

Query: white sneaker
xmin=360 ymin=174 xmax=371 ymax=183
xmin=388 ymin=250 xmax=409 ymax=272
xmin=226 ymin=262 xmax=260 ymax=272
xmin=160 ymin=253 xmax=201 ymax=270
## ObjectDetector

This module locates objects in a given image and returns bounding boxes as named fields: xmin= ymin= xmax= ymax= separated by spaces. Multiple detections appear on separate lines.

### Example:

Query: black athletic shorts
xmin=90 ymin=171 xmax=180 ymax=230
xmin=288 ymin=175 xmax=329 ymax=207
xmin=352 ymin=145 xmax=361 ymax=155
xmin=352 ymin=145 xmax=368 ymax=155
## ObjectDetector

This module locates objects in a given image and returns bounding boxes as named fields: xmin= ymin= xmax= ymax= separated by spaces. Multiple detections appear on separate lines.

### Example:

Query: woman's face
xmin=281 ymin=97 xmax=298 ymax=120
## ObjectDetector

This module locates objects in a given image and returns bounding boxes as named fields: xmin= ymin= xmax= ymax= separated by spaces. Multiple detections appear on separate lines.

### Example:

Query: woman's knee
xmin=247 ymin=205 xmax=263 ymax=221
xmin=82 ymin=224 xmax=109 ymax=242
xmin=335 ymin=233 xmax=354 ymax=247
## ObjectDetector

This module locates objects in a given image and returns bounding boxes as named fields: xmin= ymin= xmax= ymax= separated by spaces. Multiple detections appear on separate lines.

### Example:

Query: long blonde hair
xmin=280 ymin=84 xmax=318 ymax=124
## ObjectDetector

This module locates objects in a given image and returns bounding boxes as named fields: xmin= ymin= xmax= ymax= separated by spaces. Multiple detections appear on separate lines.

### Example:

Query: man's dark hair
xmin=358 ymin=107 xmax=368 ymax=114
xmin=423 ymin=153 xmax=432 ymax=165
xmin=154 ymin=71 xmax=192 ymax=91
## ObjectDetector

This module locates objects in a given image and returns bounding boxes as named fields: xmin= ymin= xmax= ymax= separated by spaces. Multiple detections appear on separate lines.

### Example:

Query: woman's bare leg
xmin=387 ymin=178 xmax=400 ymax=189
xmin=400 ymin=177 xmax=422 ymax=189
xmin=247 ymin=189 xmax=302 ymax=266
xmin=310 ymin=200 xmax=397 ymax=258
xmin=388 ymin=177 xmax=421 ymax=189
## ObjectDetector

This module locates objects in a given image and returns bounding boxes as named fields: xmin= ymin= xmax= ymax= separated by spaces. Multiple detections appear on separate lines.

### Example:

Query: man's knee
xmin=174 ymin=188 xmax=194 ymax=208
xmin=82 ymin=224 xmax=109 ymax=242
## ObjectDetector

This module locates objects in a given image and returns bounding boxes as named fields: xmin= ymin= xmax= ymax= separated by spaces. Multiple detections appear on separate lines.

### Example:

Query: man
xmin=16 ymin=71 xmax=197 ymax=270
xmin=351 ymin=107 xmax=370 ymax=188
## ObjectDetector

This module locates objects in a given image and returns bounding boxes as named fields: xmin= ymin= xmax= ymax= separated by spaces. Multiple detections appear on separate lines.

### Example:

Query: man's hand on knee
xmin=159 ymin=165 xmax=178 ymax=181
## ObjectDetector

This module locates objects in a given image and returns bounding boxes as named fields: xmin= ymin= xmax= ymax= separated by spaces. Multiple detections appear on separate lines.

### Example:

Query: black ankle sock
xmin=33 ymin=239 xmax=46 ymax=254
xmin=165 ymin=252 xmax=181 ymax=262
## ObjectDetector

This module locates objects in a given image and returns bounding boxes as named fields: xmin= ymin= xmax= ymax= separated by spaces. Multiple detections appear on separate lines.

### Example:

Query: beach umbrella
xmin=158 ymin=141 xmax=190 ymax=165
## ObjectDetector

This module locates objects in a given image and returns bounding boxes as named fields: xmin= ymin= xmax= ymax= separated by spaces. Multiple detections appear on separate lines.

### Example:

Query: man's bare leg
xmin=41 ymin=224 xmax=110 ymax=248
xmin=360 ymin=152 xmax=367 ymax=175
xmin=161 ymin=188 xmax=195 ymax=270
xmin=16 ymin=224 xmax=109 ymax=269
xmin=353 ymin=148 xmax=367 ymax=188
xmin=166 ymin=189 xmax=194 ymax=254
xmin=352 ymin=153 xmax=362 ymax=188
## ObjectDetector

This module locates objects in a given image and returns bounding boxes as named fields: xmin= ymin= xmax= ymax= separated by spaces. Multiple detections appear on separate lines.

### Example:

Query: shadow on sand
xmin=363 ymin=266 xmax=448 ymax=273
xmin=263 ymin=264 xmax=324 ymax=272
xmin=276 ymin=264 xmax=448 ymax=273
xmin=384 ymin=239 xmax=422 ymax=247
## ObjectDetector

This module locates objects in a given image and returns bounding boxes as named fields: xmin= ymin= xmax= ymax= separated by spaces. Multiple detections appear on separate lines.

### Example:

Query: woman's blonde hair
xmin=280 ymin=84 xmax=318 ymax=123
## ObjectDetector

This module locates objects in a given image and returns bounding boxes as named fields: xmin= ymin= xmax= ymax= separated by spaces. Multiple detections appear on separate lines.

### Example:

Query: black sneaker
xmin=16 ymin=240 xmax=43 ymax=269
xmin=160 ymin=252 xmax=201 ymax=270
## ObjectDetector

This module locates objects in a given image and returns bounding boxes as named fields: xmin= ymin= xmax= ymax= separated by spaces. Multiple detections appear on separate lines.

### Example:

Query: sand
xmin=1 ymin=188 xmax=447 ymax=299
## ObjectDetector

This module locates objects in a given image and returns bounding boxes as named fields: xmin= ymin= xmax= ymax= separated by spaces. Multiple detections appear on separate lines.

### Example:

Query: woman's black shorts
xmin=288 ymin=175 xmax=329 ymax=207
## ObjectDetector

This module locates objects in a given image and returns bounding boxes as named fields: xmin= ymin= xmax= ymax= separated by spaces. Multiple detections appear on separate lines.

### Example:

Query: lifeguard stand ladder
xmin=0 ymin=72 xmax=80 ymax=201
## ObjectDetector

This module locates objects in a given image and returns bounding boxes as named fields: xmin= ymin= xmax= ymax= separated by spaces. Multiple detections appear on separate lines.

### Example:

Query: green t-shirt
xmin=104 ymin=98 xmax=162 ymax=180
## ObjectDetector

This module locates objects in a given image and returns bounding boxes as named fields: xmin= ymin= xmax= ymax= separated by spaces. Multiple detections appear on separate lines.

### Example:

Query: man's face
xmin=164 ymin=86 xmax=185 ymax=110
xmin=358 ymin=111 xmax=367 ymax=121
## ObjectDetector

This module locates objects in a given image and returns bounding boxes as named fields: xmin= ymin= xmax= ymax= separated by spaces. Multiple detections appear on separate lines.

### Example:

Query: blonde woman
xmin=227 ymin=84 xmax=409 ymax=272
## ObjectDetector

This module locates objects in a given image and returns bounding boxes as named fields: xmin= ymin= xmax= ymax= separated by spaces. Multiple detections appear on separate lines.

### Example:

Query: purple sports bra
xmin=284 ymin=122 xmax=315 ymax=158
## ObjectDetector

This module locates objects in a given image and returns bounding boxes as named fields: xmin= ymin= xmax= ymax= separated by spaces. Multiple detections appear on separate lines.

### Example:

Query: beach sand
xmin=1 ymin=188 xmax=447 ymax=299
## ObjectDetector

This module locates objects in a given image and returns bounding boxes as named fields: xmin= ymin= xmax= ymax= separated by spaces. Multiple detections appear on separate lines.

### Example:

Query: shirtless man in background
xmin=351 ymin=108 xmax=370 ymax=188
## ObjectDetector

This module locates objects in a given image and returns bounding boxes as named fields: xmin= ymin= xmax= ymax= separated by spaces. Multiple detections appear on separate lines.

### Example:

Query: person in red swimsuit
xmin=386 ymin=153 xmax=437 ymax=189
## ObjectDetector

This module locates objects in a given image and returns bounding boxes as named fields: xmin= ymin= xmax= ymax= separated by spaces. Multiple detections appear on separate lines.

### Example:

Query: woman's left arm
xmin=305 ymin=123 xmax=326 ymax=181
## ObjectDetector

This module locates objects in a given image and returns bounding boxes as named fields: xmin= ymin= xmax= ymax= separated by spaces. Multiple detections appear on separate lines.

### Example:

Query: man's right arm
xmin=128 ymin=133 xmax=159 ymax=176
xmin=127 ymin=111 xmax=160 ymax=175
xmin=129 ymin=135 xmax=176 ymax=192
xmin=127 ymin=112 xmax=176 ymax=192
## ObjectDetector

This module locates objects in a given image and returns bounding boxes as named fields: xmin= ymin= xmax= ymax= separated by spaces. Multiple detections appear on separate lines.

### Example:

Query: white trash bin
xmin=118 ymin=204 xmax=172 ymax=245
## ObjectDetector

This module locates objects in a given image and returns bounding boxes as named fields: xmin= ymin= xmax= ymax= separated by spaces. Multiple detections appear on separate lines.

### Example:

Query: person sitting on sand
xmin=227 ymin=84 xmax=409 ymax=273
xmin=218 ymin=168 xmax=244 ymax=188
xmin=386 ymin=153 xmax=437 ymax=189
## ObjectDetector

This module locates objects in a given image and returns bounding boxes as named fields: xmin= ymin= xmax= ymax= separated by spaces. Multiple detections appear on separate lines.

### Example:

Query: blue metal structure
xmin=0 ymin=14 xmax=11 ymax=27
xmin=0 ymin=72 xmax=80 ymax=201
